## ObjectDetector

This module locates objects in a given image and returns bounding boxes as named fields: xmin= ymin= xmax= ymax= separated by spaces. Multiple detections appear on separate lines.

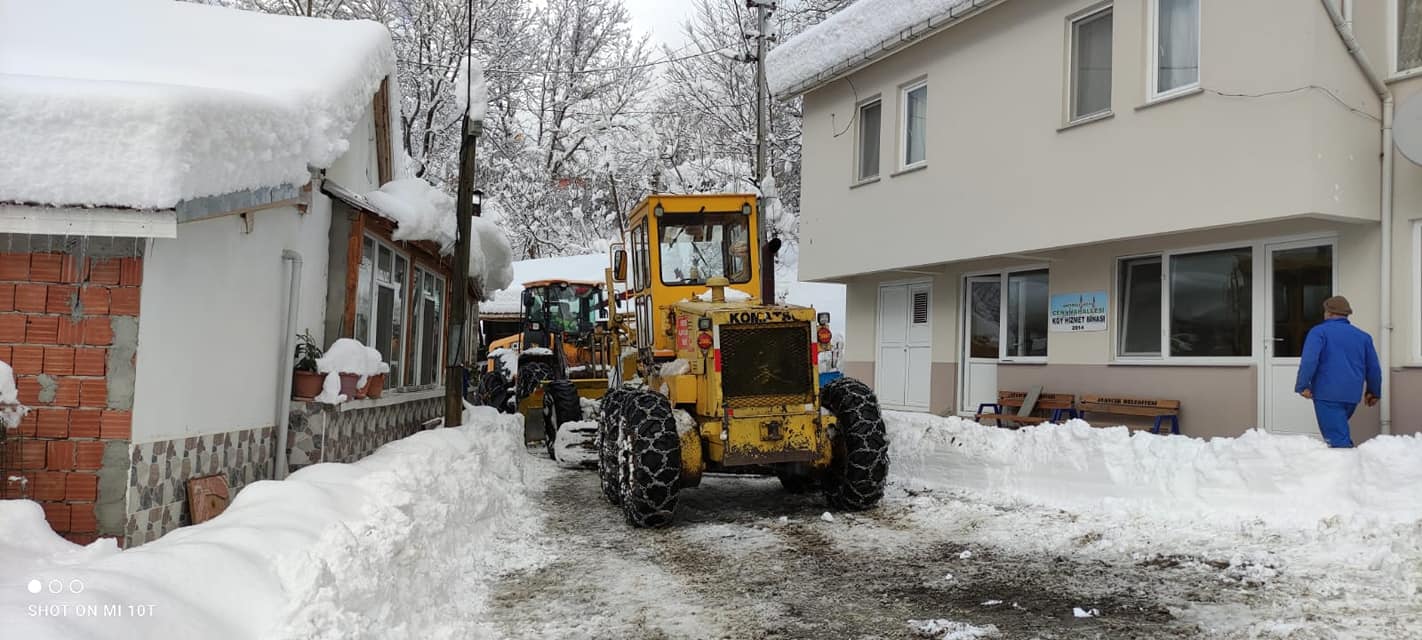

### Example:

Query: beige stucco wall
xmin=797 ymin=0 xmax=1381 ymax=283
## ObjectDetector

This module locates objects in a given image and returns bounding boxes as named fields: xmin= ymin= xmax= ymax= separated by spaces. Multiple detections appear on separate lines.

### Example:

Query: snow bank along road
xmin=3 ymin=409 xmax=1420 ymax=638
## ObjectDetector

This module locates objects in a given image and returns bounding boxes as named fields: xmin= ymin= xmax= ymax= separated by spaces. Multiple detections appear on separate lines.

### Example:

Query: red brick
xmin=0 ymin=284 xmax=13 ymax=311
xmin=43 ymin=347 xmax=74 ymax=375
xmin=51 ymin=378 xmax=80 ymax=408
xmin=45 ymin=285 xmax=77 ymax=315
xmin=119 ymin=258 xmax=143 ymax=287
xmin=0 ymin=314 xmax=26 ymax=342
xmin=14 ymin=410 xmax=37 ymax=437
xmin=88 ymin=259 xmax=121 ymax=286
xmin=30 ymin=254 xmax=63 ymax=283
xmin=79 ymin=286 xmax=110 ymax=316
xmin=68 ymin=503 xmax=97 ymax=533
xmin=0 ymin=345 xmax=10 ymax=363
xmin=13 ymin=440 xmax=46 ymax=470
xmin=79 ymin=379 xmax=106 ymax=407
xmin=73 ymin=348 xmax=106 ymax=376
xmin=10 ymin=345 xmax=44 ymax=375
xmin=14 ymin=283 xmax=47 ymax=313
xmin=100 ymin=411 xmax=131 ymax=440
xmin=74 ymin=441 xmax=104 ymax=470
xmin=109 ymin=287 xmax=140 ymax=316
xmin=17 ymin=377 xmax=40 ymax=405
xmin=30 ymin=472 xmax=66 ymax=501
xmin=66 ymin=474 xmax=98 ymax=502
xmin=57 ymin=317 xmax=82 ymax=345
xmin=27 ymin=316 xmax=59 ymax=343
xmin=46 ymin=440 xmax=76 ymax=470
xmin=60 ymin=255 xmax=84 ymax=284
xmin=35 ymin=408 xmax=70 ymax=438
xmin=41 ymin=502 xmax=71 ymax=532
xmin=81 ymin=318 xmax=113 ymax=346
xmin=63 ymin=533 xmax=99 ymax=546
xmin=1 ymin=477 xmax=23 ymax=499
xmin=69 ymin=409 xmax=103 ymax=438
xmin=0 ymin=253 xmax=29 ymax=280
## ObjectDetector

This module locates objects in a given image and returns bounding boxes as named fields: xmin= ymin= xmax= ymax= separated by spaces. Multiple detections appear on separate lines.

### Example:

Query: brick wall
xmin=1 ymin=247 xmax=141 ymax=546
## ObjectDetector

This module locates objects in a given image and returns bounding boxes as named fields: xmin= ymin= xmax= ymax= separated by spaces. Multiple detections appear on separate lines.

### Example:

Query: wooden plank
xmin=373 ymin=76 xmax=393 ymax=186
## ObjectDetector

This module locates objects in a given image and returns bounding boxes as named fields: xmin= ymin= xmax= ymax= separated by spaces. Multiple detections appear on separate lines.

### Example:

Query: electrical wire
xmin=399 ymin=45 xmax=731 ymax=76
xmin=1202 ymin=85 xmax=1380 ymax=123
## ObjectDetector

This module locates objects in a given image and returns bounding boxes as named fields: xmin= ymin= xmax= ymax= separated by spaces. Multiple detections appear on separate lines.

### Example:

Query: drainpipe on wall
xmin=1320 ymin=0 xmax=1393 ymax=435
xmin=276 ymin=250 xmax=304 ymax=478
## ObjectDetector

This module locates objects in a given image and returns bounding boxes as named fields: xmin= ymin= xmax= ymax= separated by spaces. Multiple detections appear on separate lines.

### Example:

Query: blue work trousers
xmin=1313 ymin=399 xmax=1357 ymax=448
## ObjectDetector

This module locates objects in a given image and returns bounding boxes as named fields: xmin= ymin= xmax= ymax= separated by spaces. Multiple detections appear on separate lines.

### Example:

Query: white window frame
xmin=1115 ymin=254 xmax=1164 ymax=358
xmin=357 ymin=234 xmax=409 ymax=388
xmin=1413 ymin=220 xmax=1422 ymax=364
xmin=1112 ymin=242 xmax=1257 ymax=366
xmin=899 ymin=79 xmax=928 ymax=171
xmin=855 ymin=96 xmax=883 ymax=183
xmin=411 ymin=265 xmax=447 ymax=387
xmin=1147 ymin=0 xmax=1201 ymax=101
xmin=1067 ymin=3 xmax=1114 ymax=124
xmin=1393 ymin=0 xmax=1422 ymax=76
xmin=962 ymin=265 xmax=1052 ymax=364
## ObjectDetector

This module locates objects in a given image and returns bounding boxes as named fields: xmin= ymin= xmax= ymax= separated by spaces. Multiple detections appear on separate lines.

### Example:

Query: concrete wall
xmin=797 ymin=0 xmax=1380 ymax=282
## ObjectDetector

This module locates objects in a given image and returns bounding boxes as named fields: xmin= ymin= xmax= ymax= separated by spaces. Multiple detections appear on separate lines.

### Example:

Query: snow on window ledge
xmin=294 ymin=387 xmax=446 ymax=412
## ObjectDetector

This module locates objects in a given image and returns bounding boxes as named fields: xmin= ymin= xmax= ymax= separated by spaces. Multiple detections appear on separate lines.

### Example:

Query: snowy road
xmin=488 ymin=458 xmax=1224 ymax=639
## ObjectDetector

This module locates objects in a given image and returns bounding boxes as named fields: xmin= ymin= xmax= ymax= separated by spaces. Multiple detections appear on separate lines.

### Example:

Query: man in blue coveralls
xmin=1295 ymin=296 xmax=1381 ymax=448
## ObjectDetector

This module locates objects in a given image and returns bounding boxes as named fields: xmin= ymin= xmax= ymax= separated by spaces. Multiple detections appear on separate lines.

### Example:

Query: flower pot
xmin=292 ymin=370 xmax=324 ymax=400
xmin=366 ymin=373 xmax=385 ymax=399
xmin=338 ymin=372 xmax=362 ymax=399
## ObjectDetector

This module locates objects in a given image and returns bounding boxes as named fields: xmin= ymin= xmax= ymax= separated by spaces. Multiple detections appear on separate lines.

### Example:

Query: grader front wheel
xmin=616 ymin=389 xmax=682 ymax=528
xmin=821 ymin=377 xmax=889 ymax=511
xmin=596 ymin=388 xmax=632 ymax=506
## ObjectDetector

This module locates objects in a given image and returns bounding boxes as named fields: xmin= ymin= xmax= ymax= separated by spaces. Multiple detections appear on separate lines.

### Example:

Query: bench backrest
xmin=1078 ymin=394 xmax=1180 ymax=415
xmin=998 ymin=390 xmax=1074 ymax=410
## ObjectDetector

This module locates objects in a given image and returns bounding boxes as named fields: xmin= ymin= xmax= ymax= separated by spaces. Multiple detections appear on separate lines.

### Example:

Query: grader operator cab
xmin=597 ymin=193 xmax=888 ymax=527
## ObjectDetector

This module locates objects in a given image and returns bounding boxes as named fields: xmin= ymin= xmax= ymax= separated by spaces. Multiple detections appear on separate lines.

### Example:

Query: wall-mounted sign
xmin=1049 ymin=292 xmax=1108 ymax=333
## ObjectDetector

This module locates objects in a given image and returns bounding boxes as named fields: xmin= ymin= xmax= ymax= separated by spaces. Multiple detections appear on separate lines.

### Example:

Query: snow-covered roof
xmin=483 ymin=253 xmax=615 ymax=316
xmin=0 ymin=0 xmax=396 ymax=210
xmin=768 ymin=0 xmax=999 ymax=97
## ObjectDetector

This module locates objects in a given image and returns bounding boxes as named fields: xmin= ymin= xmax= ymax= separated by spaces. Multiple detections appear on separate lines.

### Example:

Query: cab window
xmin=657 ymin=213 xmax=752 ymax=285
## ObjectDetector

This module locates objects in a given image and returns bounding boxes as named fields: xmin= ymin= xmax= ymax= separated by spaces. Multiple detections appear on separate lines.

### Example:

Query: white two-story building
xmin=772 ymin=0 xmax=1422 ymax=440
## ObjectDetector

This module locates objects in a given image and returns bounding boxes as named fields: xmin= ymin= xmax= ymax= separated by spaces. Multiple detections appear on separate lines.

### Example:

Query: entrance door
xmin=960 ymin=276 xmax=1001 ymax=414
xmin=876 ymin=282 xmax=932 ymax=410
xmin=1264 ymin=242 xmax=1335 ymax=437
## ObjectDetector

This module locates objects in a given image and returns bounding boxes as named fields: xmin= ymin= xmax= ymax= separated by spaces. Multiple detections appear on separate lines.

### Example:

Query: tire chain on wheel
xmin=821 ymin=377 xmax=889 ymax=511
xmin=616 ymin=390 xmax=682 ymax=528
xmin=516 ymin=361 xmax=555 ymax=399
xmin=596 ymin=387 xmax=633 ymax=505
xmin=475 ymin=369 xmax=511 ymax=414
xmin=543 ymin=379 xmax=583 ymax=460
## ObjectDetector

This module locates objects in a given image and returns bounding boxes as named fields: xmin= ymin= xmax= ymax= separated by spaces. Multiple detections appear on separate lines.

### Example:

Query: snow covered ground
xmin=4 ymin=409 xmax=1419 ymax=638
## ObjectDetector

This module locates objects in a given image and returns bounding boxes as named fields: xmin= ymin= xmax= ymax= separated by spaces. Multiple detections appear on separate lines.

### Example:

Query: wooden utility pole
xmin=446 ymin=115 xmax=483 ymax=428
xmin=748 ymin=0 xmax=779 ymax=302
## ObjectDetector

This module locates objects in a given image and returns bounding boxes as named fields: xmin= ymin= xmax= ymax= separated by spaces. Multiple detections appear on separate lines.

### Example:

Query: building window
xmin=1070 ymin=6 xmax=1113 ymax=121
xmin=857 ymin=99 xmax=882 ymax=181
xmin=355 ymin=235 xmax=408 ymax=385
xmin=1401 ymin=0 xmax=1422 ymax=73
xmin=1152 ymin=0 xmax=1199 ymax=97
xmin=1170 ymin=248 xmax=1252 ymax=357
xmin=412 ymin=266 xmax=446 ymax=386
xmin=1117 ymin=256 xmax=1162 ymax=356
xmin=1005 ymin=270 xmax=1050 ymax=358
xmin=901 ymin=81 xmax=927 ymax=168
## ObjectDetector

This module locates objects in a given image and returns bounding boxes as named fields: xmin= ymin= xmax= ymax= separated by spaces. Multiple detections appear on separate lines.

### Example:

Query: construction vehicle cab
xmin=597 ymin=194 xmax=888 ymax=527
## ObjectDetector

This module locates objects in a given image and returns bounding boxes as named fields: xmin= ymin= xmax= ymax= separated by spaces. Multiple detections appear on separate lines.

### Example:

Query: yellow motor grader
xmin=596 ymin=193 xmax=888 ymax=527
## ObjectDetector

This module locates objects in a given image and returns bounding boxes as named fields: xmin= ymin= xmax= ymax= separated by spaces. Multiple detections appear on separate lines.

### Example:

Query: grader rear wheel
xmin=543 ymin=379 xmax=583 ymax=460
xmin=617 ymin=389 xmax=682 ymax=528
xmin=596 ymin=388 xmax=632 ymax=506
xmin=821 ymin=377 xmax=889 ymax=511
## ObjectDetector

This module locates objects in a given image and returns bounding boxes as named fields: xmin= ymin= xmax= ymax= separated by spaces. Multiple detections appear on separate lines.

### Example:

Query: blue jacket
xmin=1295 ymin=317 xmax=1381 ymax=404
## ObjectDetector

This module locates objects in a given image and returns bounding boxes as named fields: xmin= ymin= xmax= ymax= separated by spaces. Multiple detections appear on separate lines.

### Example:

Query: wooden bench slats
xmin=1077 ymin=394 xmax=1182 ymax=434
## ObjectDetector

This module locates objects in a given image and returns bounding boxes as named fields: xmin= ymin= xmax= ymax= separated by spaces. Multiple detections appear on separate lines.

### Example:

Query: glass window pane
xmin=376 ymin=285 xmax=394 ymax=365
xmin=1118 ymin=258 xmax=1162 ymax=356
xmin=421 ymin=296 xmax=439 ymax=385
xmin=1401 ymin=0 xmax=1422 ymax=72
xmin=1271 ymin=246 xmax=1333 ymax=358
xmin=1170 ymin=248 xmax=1252 ymax=357
xmin=969 ymin=280 xmax=1001 ymax=359
xmin=858 ymin=101 xmax=881 ymax=180
xmin=1072 ymin=10 xmax=1113 ymax=119
xmin=356 ymin=241 xmax=373 ymax=343
xmin=1156 ymin=0 xmax=1199 ymax=93
xmin=392 ymin=255 xmax=407 ymax=385
xmin=1006 ymin=270 xmax=1049 ymax=358
xmin=657 ymin=213 xmax=753 ymax=285
xmin=377 ymin=245 xmax=393 ymax=283
xmin=905 ymin=85 xmax=927 ymax=166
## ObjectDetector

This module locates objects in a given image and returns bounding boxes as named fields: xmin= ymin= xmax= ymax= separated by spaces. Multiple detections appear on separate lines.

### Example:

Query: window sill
xmin=1108 ymin=358 xmax=1253 ymax=368
xmin=1058 ymin=110 xmax=1113 ymax=132
xmin=335 ymin=386 xmax=446 ymax=412
xmin=1135 ymin=86 xmax=1203 ymax=112
xmin=1387 ymin=67 xmax=1422 ymax=84
xmin=850 ymin=176 xmax=881 ymax=190
xmin=891 ymin=164 xmax=928 ymax=178
xmin=997 ymin=359 xmax=1048 ymax=366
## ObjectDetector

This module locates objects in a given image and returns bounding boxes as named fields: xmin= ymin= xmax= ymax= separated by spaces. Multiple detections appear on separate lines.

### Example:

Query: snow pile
xmin=453 ymin=55 xmax=489 ymax=121
xmin=0 ymin=359 xmax=27 ymax=427
xmin=768 ymin=0 xmax=976 ymax=95
xmin=886 ymin=412 xmax=1422 ymax=526
xmin=365 ymin=178 xmax=459 ymax=250
xmin=659 ymin=359 xmax=691 ymax=377
xmin=313 ymin=338 xmax=388 ymax=404
xmin=0 ymin=0 xmax=397 ymax=209
xmin=908 ymin=618 xmax=1001 ymax=639
xmin=470 ymin=216 xmax=516 ymax=298
xmin=695 ymin=288 xmax=754 ymax=303
xmin=0 ymin=407 xmax=544 ymax=640
xmin=552 ymin=421 xmax=599 ymax=468
xmin=488 ymin=347 xmax=519 ymax=377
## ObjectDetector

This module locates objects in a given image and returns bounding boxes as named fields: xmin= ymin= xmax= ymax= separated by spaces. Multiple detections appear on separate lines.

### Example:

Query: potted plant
xmin=292 ymin=331 xmax=325 ymax=400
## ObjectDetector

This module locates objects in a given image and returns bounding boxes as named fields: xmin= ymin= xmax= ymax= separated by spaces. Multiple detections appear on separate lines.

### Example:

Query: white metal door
xmin=1264 ymin=242 xmax=1335 ymax=438
xmin=876 ymin=284 xmax=909 ymax=409
xmin=960 ymin=276 xmax=1001 ymax=414
xmin=905 ymin=283 xmax=932 ymax=410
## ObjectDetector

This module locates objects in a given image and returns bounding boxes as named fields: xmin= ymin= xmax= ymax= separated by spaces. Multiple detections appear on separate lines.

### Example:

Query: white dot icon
xmin=26 ymin=580 xmax=41 ymax=594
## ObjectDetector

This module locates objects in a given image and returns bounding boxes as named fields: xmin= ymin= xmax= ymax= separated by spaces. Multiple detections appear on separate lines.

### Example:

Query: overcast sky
xmin=624 ymin=0 xmax=694 ymax=49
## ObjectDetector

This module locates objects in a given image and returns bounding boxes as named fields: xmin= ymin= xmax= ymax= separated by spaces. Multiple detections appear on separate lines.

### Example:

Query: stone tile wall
xmin=123 ymin=426 xmax=274 ymax=546
xmin=287 ymin=393 xmax=442 ymax=473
